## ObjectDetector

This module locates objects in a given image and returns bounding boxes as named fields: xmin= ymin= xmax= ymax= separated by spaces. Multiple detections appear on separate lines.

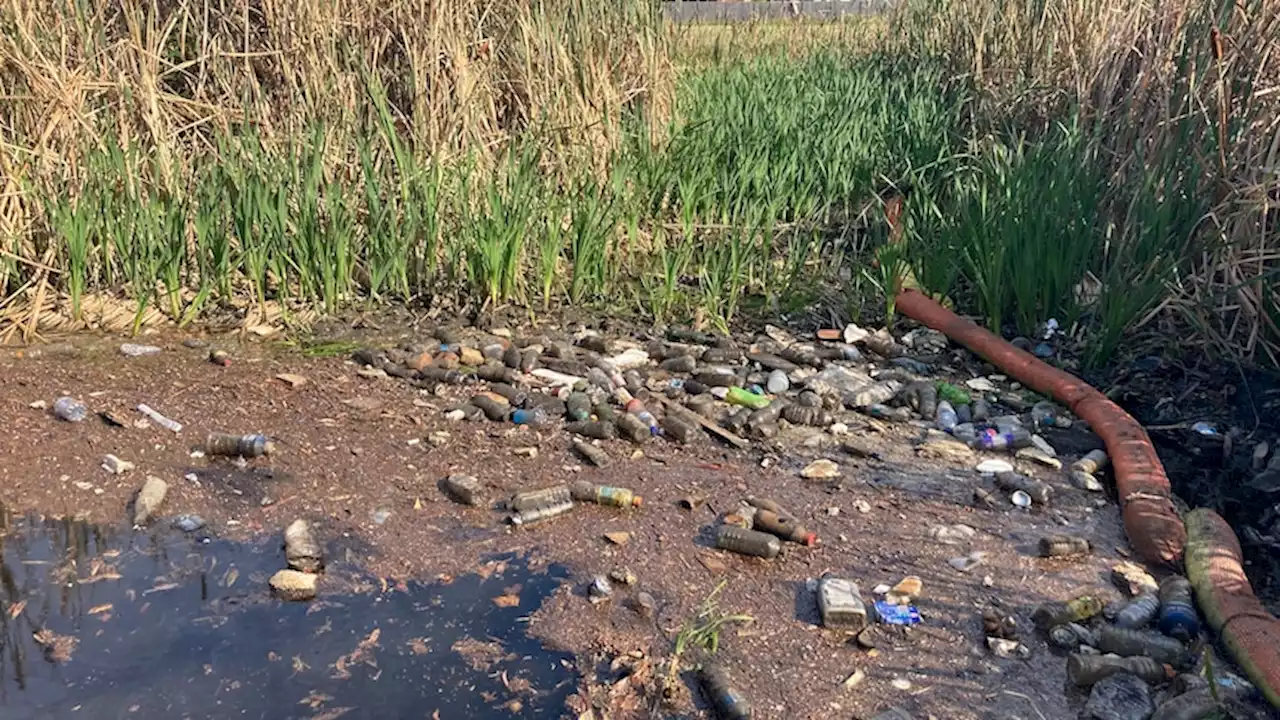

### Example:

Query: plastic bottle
xmin=1157 ymin=575 xmax=1200 ymax=640
xmin=662 ymin=415 xmax=698 ymax=444
xmin=935 ymin=401 xmax=958 ymax=431
xmin=520 ymin=348 xmax=539 ymax=372
xmin=863 ymin=404 xmax=912 ymax=422
xmin=726 ymin=387 xmax=770 ymax=410
xmin=1066 ymin=653 xmax=1167 ymax=687
xmin=570 ymin=481 xmax=642 ymax=508
xmin=572 ymin=440 xmax=608 ymax=467
xmin=782 ymin=405 xmax=833 ymax=427
xmin=418 ymin=366 xmax=465 ymax=385
xmin=661 ymin=355 xmax=697 ymax=373
xmin=722 ymin=504 xmax=757 ymax=529
xmin=53 ymin=396 xmax=88 ymax=422
xmin=1038 ymin=534 xmax=1091 ymax=558
xmin=1073 ymin=449 xmax=1110 ymax=475
xmin=951 ymin=423 xmax=979 ymax=446
xmin=441 ymin=475 xmax=485 ymax=505
xmin=1095 ymin=625 xmax=1190 ymax=666
xmin=912 ymin=382 xmax=939 ymax=418
xmin=955 ymin=403 xmax=972 ymax=424
xmin=565 ymin=420 xmax=617 ymax=440
xmin=695 ymin=369 xmax=740 ymax=388
xmin=487 ymin=382 xmax=529 ymax=407
xmin=285 ymin=519 xmax=324 ymax=573
xmin=971 ymin=398 xmax=991 ymax=421
xmin=1115 ymin=593 xmax=1161 ymax=629
xmin=474 ymin=364 xmax=514 ymax=383
xmin=976 ymin=426 xmax=1033 ymax=450
xmin=205 ymin=433 xmax=274 ymax=458
xmin=994 ymin=471 xmax=1051 ymax=505
xmin=137 ymin=404 xmax=182 ymax=433
xmin=510 ymin=485 xmax=572 ymax=512
xmin=616 ymin=413 xmax=650 ymax=444
xmin=593 ymin=402 xmax=618 ymax=423
xmin=715 ymin=526 xmax=781 ymax=559
xmin=596 ymin=359 xmax=626 ymax=388
xmin=565 ymin=392 xmax=592 ymax=421
xmin=699 ymin=664 xmax=751 ymax=720
xmin=818 ymin=577 xmax=867 ymax=630
xmin=509 ymin=499 xmax=573 ymax=526
xmin=471 ymin=395 xmax=510 ymax=421
xmin=1150 ymin=689 xmax=1222 ymax=720
xmin=753 ymin=509 xmax=816 ymax=546
xmin=625 ymin=400 xmax=661 ymax=436
xmin=1032 ymin=595 xmax=1104 ymax=629
xmin=511 ymin=407 xmax=548 ymax=426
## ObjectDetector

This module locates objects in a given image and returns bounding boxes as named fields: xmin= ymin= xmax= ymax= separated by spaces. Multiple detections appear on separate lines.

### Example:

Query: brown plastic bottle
xmin=1066 ymin=653 xmax=1167 ymax=687
xmin=715 ymin=526 xmax=781 ymax=559
xmin=1072 ymin=449 xmax=1110 ymax=474
xmin=1032 ymin=595 xmax=1104 ymax=629
xmin=565 ymin=420 xmax=617 ymax=440
xmin=486 ymin=382 xmax=528 ymax=407
xmin=1038 ymin=534 xmax=1091 ymax=557
xmin=744 ymin=496 xmax=791 ymax=517
xmin=1095 ymin=625 xmax=1190 ymax=666
xmin=471 ymin=394 xmax=510 ymax=421
xmin=699 ymin=664 xmax=752 ymax=720
xmin=995 ymin=471 xmax=1052 ymax=505
xmin=570 ymin=481 xmax=642 ymax=508
xmin=510 ymin=485 xmax=572 ymax=512
xmin=753 ymin=509 xmax=816 ymax=546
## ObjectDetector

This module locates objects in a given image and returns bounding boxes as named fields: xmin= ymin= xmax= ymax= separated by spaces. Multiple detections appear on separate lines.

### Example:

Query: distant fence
xmin=661 ymin=1 xmax=893 ymax=22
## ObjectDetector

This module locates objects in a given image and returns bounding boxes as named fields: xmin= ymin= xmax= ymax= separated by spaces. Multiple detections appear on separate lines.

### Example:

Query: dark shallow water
xmin=0 ymin=511 xmax=577 ymax=719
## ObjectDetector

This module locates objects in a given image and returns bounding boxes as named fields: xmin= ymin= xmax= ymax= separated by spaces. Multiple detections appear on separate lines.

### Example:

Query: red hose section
xmin=893 ymin=289 xmax=1186 ymax=566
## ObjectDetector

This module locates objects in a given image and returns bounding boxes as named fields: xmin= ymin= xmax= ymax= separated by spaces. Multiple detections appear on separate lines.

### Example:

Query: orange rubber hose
xmin=893 ymin=289 xmax=1186 ymax=567
xmin=1185 ymin=508 xmax=1280 ymax=707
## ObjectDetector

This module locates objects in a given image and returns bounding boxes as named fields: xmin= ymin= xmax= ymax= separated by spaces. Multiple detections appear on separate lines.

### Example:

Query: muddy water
xmin=0 ymin=510 xmax=577 ymax=719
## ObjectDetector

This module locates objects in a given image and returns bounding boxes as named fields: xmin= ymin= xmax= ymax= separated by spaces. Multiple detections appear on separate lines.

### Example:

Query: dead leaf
xmin=407 ymin=638 xmax=429 ymax=655
xmin=276 ymin=373 xmax=308 ymax=388
xmin=222 ymin=567 xmax=239 ymax=588
xmin=88 ymin=604 xmax=113 ymax=615
xmin=492 ymin=593 xmax=521 ymax=608
xmin=9 ymin=600 xmax=27 ymax=618
xmin=247 ymin=324 xmax=277 ymax=337
xmin=698 ymin=554 xmax=728 ymax=574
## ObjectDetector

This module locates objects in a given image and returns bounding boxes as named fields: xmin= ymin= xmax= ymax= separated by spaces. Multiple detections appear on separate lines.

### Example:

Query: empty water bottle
xmin=565 ymin=420 xmax=617 ymax=440
xmin=53 ymin=396 xmax=88 ymax=422
xmin=726 ymin=386 xmax=770 ymax=410
xmin=1095 ymin=625 xmax=1190 ymax=666
xmin=570 ymin=481 xmax=643 ymax=508
xmin=1032 ymin=595 xmax=1104 ymax=629
xmin=935 ymin=401 xmax=958 ymax=431
xmin=977 ymin=426 xmax=1032 ymax=450
xmin=700 ymin=664 xmax=751 ymax=720
xmin=715 ymin=526 xmax=780 ymax=559
xmin=1115 ymin=593 xmax=1161 ymax=629
xmin=205 ymin=433 xmax=274 ymax=458
xmin=1067 ymin=653 xmax=1167 ymax=687
xmin=510 ymin=485 xmax=571 ymax=512
xmin=511 ymin=407 xmax=548 ymax=426
xmin=566 ymin=392 xmax=592 ymax=421
xmin=1157 ymin=575 xmax=1200 ymax=640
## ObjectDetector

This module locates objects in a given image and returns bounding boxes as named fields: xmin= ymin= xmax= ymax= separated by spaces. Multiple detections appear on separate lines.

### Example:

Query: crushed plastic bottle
xmin=471 ymin=395 xmax=510 ymax=421
xmin=205 ymin=433 xmax=274 ymax=458
xmin=1156 ymin=575 xmax=1200 ymax=640
xmin=572 ymin=440 xmax=609 ymax=467
xmin=976 ymin=426 xmax=1032 ymax=451
xmin=874 ymin=602 xmax=921 ymax=625
xmin=616 ymin=413 xmax=650 ymax=443
xmin=570 ymin=481 xmax=642 ymax=508
xmin=1032 ymin=595 xmax=1104 ymax=629
xmin=53 ymin=396 xmax=88 ymax=422
xmin=510 ymin=485 xmax=572 ymax=513
xmin=285 ymin=519 xmax=324 ymax=573
xmin=699 ymin=664 xmax=751 ymax=720
xmin=715 ymin=526 xmax=780 ymax=559
xmin=1039 ymin=534 xmax=1091 ymax=558
xmin=1115 ymin=593 xmax=1161 ymax=629
xmin=995 ymin=471 xmax=1051 ymax=505
xmin=120 ymin=343 xmax=162 ymax=357
xmin=935 ymin=401 xmax=958 ymax=432
xmin=1095 ymin=625 xmax=1191 ymax=666
xmin=1067 ymin=653 xmax=1167 ymax=687
xmin=509 ymin=499 xmax=573 ymax=526
xmin=133 ymin=475 xmax=169 ymax=526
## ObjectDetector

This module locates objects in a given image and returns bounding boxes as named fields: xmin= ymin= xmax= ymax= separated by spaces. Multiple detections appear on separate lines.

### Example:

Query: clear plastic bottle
xmin=570 ymin=481 xmax=642 ymax=508
xmin=1095 ymin=625 xmax=1190 ymax=666
xmin=1038 ymin=534 xmax=1091 ymax=557
xmin=1066 ymin=653 xmax=1167 ymax=687
xmin=616 ymin=413 xmax=650 ymax=443
xmin=715 ymin=526 xmax=781 ymax=559
xmin=565 ymin=420 xmax=616 ymax=440
xmin=510 ymin=485 xmax=572 ymax=512
xmin=53 ymin=396 xmax=88 ymax=422
xmin=511 ymin=407 xmax=548 ymax=426
xmin=1115 ymin=593 xmax=1161 ymax=628
xmin=1157 ymin=575 xmax=1200 ymax=640
xmin=935 ymin=401 xmax=958 ymax=431
xmin=1032 ymin=595 xmax=1104 ymax=629
xmin=205 ymin=433 xmax=274 ymax=457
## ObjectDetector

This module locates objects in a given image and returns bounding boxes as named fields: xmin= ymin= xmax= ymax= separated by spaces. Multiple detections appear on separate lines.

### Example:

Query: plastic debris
xmin=137 ymin=404 xmax=182 ymax=433
xmin=53 ymin=396 xmax=88 ymax=422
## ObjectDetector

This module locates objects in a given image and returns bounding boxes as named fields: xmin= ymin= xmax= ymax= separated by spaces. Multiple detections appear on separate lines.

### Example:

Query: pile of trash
xmin=348 ymin=323 xmax=1084 ymax=471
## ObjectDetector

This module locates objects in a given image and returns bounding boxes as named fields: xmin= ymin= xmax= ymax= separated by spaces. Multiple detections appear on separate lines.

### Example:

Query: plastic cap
xmin=802 ymin=532 xmax=817 ymax=547
xmin=631 ymin=496 xmax=644 ymax=508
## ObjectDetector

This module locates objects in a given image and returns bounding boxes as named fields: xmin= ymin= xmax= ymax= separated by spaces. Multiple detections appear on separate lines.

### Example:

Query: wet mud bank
xmin=0 ymin=510 xmax=577 ymax=719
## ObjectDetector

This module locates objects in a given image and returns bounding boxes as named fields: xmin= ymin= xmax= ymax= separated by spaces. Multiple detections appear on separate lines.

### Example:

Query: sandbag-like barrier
xmin=893 ymin=288 xmax=1279 ymax=708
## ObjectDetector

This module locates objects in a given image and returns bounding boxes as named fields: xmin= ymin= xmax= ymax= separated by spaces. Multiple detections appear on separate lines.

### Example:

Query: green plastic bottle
xmin=726 ymin=386 xmax=771 ymax=410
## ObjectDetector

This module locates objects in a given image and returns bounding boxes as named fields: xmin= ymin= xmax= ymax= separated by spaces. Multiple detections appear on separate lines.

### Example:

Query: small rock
xmin=826 ymin=506 xmax=840 ymax=517
xmin=172 ymin=514 xmax=206 ymax=532
xmin=1083 ymin=672 xmax=1154 ymax=720
xmin=512 ymin=447 xmax=538 ymax=458
xmin=929 ymin=524 xmax=977 ymax=544
xmin=459 ymin=347 xmax=485 ymax=366
xmin=120 ymin=343 xmax=161 ymax=357
xmin=843 ymin=323 xmax=870 ymax=344
xmin=356 ymin=366 xmax=388 ymax=379
xmin=609 ymin=567 xmax=637 ymax=585
xmin=405 ymin=351 xmax=433 ymax=372
xmin=604 ymin=531 xmax=632 ymax=546
xmin=1010 ymin=490 xmax=1032 ymax=508
xmin=1111 ymin=561 xmax=1158 ymax=596
xmin=74 ymin=481 xmax=95 ymax=491
xmin=1032 ymin=343 xmax=1055 ymax=358
xmin=1016 ymin=446 xmax=1062 ymax=469
xmin=275 ymin=373 xmax=308 ymax=388
xmin=633 ymin=591 xmax=656 ymax=617
xmin=965 ymin=377 xmax=997 ymax=392
xmin=29 ymin=399 xmax=47 ymax=410
xmin=828 ymin=422 xmax=849 ymax=436
xmin=270 ymin=569 xmax=318 ymax=601
xmin=890 ymin=678 xmax=912 ymax=691
xmin=853 ymin=499 xmax=871 ymax=514
xmin=370 ymin=508 xmax=392 ymax=525
xmin=766 ymin=369 xmax=790 ymax=394
xmin=976 ymin=459 xmax=1014 ymax=474
xmin=444 ymin=409 xmax=467 ymax=422
xmin=887 ymin=575 xmax=922 ymax=604
xmin=948 ymin=551 xmax=987 ymax=572
xmin=986 ymin=637 xmax=1029 ymax=659
xmin=801 ymin=459 xmax=841 ymax=480
xmin=918 ymin=436 xmax=976 ymax=463
xmin=841 ymin=668 xmax=866 ymax=689
xmin=588 ymin=576 xmax=613 ymax=604
xmin=102 ymin=454 xmax=135 ymax=475
xmin=982 ymin=575 xmax=994 ymax=587
xmin=1071 ymin=470 xmax=1105 ymax=492
xmin=699 ymin=555 xmax=728 ymax=574
xmin=1030 ymin=434 xmax=1057 ymax=456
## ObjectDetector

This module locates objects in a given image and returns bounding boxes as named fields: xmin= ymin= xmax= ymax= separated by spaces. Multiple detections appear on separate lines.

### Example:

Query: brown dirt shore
xmin=0 ymin=331 xmax=1132 ymax=719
